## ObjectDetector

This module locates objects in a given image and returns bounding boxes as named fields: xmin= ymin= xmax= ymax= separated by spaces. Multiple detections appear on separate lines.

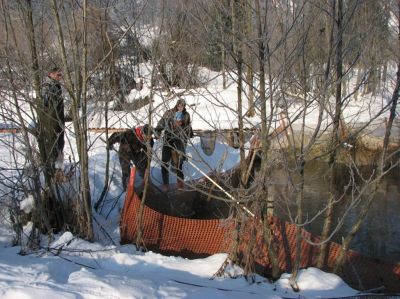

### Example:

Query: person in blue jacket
xmin=155 ymin=99 xmax=193 ymax=187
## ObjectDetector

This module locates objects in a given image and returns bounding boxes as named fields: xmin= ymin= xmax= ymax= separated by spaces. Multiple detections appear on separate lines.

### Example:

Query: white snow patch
xmin=20 ymin=195 xmax=34 ymax=214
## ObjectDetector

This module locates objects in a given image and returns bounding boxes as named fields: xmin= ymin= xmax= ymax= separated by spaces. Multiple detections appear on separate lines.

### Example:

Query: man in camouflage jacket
xmin=107 ymin=125 xmax=154 ymax=190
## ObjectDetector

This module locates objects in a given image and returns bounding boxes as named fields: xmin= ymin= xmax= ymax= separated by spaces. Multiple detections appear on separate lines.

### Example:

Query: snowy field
xmin=1 ymin=66 xmax=398 ymax=298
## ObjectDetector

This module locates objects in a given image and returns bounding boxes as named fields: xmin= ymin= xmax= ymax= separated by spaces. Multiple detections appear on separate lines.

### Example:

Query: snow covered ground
xmin=0 ymin=66 xmax=398 ymax=298
xmin=0 ymin=130 xmax=366 ymax=299
xmin=88 ymin=65 xmax=398 ymax=138
xmin=0 ymin=226 xmax=358 ymax=299
xmin=0 ymin=129 xmax=363 ymax=299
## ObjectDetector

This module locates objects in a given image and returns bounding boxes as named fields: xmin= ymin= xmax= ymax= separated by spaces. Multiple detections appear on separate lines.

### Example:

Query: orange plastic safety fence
xmin=120 ymin=168 xmax=232 ymax=257
xmin=120 ymin=168 xmax=400 ymax=292
xmin=236 ymin=218 xmax=400 ymax=292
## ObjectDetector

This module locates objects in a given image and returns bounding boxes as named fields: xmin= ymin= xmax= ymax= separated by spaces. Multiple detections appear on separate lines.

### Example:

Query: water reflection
xmin=197 ymin=132 xmax=400 ymax=261
xmin=265 ymin=161 xmax=400 ymax=261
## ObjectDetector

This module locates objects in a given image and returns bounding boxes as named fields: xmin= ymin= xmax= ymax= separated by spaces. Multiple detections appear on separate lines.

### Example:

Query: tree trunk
xmin=255 ymin=0 xmax=280 ymax=280
xmin=289 ymin=23 xmax=309 ymax=288
xmin=51 ymin=0 xmax=93 ymax=240
xmin=317 ymin=0 xmax=342 ymax=268
xmin=288 ymin=160 xmax=305 ymax=292
xmin=220 ymin=6 xmax=227 ymax=89
xmin=80 ymin=0 xmax=93 ymax=240
xmin=135 ymin=67 xmax=156 ymax=248
xmin=231 ymin=0 xmax=246 ymax=188
xmin=95 ymin=27 xmax=114 ymax=212
xmin=20 ymin=0 xmax=61 ymax=234
xmin=245 ymin=0 xmax=255 ymax=117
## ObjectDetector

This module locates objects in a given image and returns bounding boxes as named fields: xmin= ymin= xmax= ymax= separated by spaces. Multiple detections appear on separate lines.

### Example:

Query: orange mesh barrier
xmin=120 ymin=168 xmax=400 ymax=292
xmin=237 ymin=219 xmax=400 ymax=292
xmin=120 ymin=168 xmax=233 ymax=257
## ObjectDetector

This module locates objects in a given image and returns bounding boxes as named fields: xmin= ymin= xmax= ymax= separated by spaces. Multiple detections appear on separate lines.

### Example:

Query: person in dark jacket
xmin=42 ymin=67 xmax=64 ymax=175
xmin=155 ymin=98 xmax=193 ymax=186
xmin=107 ymin=125 xmax=154 ymax=190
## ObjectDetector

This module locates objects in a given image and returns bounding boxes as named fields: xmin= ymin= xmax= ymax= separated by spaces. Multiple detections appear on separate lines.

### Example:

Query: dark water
xmin=263 ymin=161 xmax=400 ymax=262
xmin=198 ymin=133 xmax=400 ymax=261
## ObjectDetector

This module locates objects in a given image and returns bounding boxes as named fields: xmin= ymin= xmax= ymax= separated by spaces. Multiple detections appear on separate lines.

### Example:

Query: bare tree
xmin=0 ymin=0 xmax=399 ymax=291
xmin=334 ymin=0 xmax=400 ymax=272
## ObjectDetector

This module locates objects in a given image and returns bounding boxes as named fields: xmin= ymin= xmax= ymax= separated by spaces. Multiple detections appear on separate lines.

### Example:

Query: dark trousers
xmin=119 ymin=155 xmax=131 ymax=191
xmin=56 ymin=130 xmax=65 ymax=159
xmin=119 ymin=149 xmax=148 ymax=190
xmin=161 ymin=139 xmax=185 ymax=185
xmin=50 ymin=129 xmax=64 ymax=173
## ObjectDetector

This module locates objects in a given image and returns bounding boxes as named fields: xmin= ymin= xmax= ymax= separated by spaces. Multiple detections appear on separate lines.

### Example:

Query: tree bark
xmin=245 ymin=0 xmax=255 ymax=117
xmin=255 ymin=0 xmax=280 ymax=280
xmin=80 ymin=0 xmax=93 ymax=240
xmin=95 ymin=24 xmax=114 ymax=212
xmin=317 ymin=0 xmax=342 ymax=268
xmin=135 ymin=67 xmax=156 ymax=248
xmin=51 ymin=0 xmax=93 ymax=240
xmin=20 ymin=0 xmax=61 ymax=234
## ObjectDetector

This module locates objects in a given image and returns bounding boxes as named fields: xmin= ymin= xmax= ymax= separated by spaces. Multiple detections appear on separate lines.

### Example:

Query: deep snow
xmin=1 ymin=64 xmax=398 ymax=298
